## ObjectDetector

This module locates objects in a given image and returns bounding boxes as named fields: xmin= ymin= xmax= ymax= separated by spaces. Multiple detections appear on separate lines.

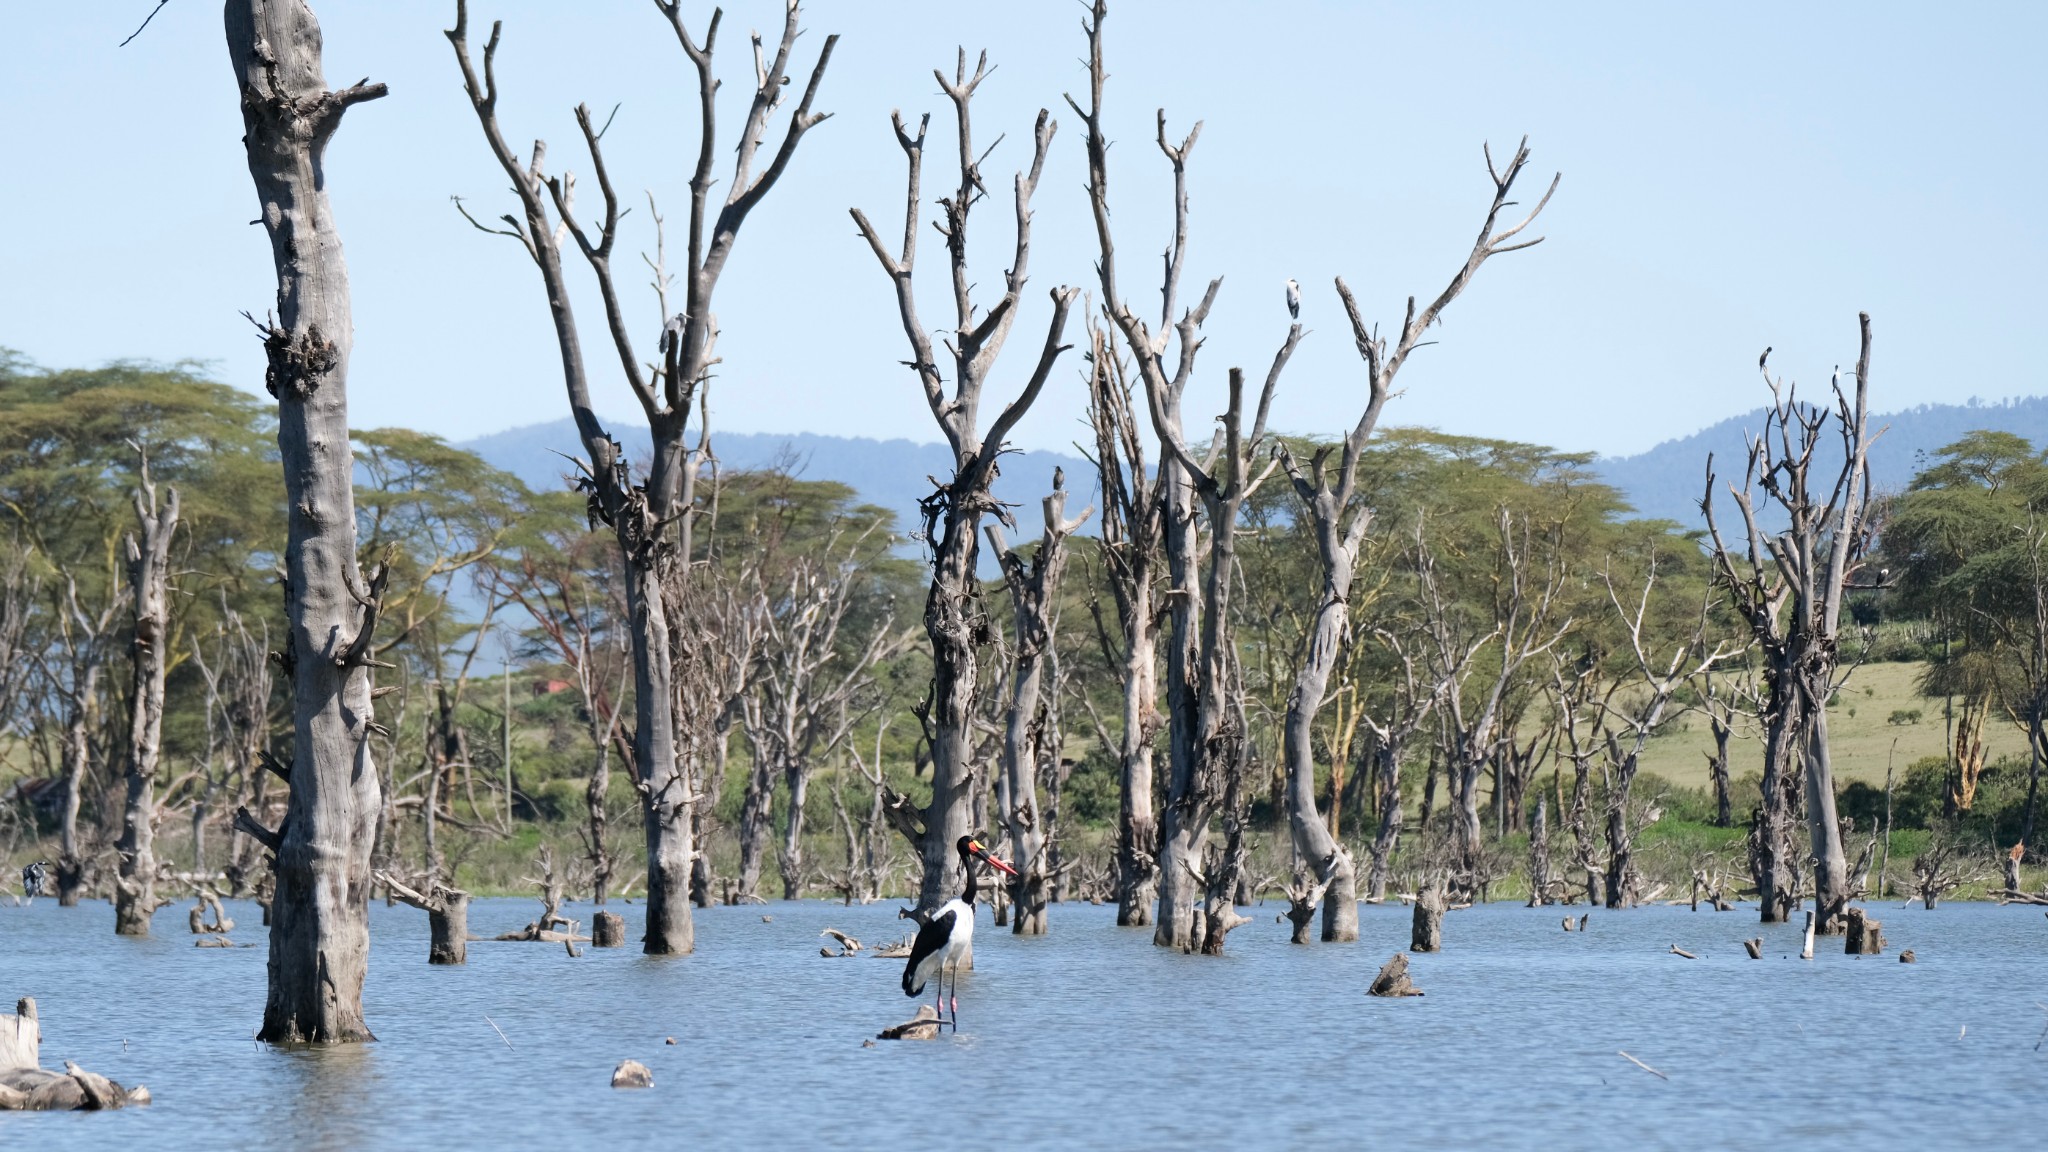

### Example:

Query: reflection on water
xmin=2 ymin=894 xmax=2042 ymax=1149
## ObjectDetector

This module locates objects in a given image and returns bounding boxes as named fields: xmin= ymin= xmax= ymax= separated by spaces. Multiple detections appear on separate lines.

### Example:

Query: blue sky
xmin=2 ymin=2 xmax=2042 ymax=458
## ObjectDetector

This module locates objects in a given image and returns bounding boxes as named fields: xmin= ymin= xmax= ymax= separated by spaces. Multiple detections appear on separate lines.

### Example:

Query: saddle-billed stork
xmin=902 ymin=835 xmax=1017 ymax=1031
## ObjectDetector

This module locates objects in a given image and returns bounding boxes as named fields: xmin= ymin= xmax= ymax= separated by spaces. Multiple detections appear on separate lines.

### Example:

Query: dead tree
xmin=113 ymin=458 xmax=179 ymax=937
xmin=1427 ymin=511 xmax=1571 ymax=887
xmin=1702 ymin=315 xmax=1881 ymax=931
xmin=448 ymin=0 xmax=836 ymax=953
xmin=1910 ymin=830 xmax=1986 ymax=909
xmin=47 ymin=576 xmax=123 ymax=906
xmin=1274 ymin=141 xmax=1555 ymax=942
xmin=1695 ymin=662 xmax=1752 ymax=828
xmin=850 ymin=52 xmax=1078 ymax=914
xmin=1552 ymin=656 xmax=1613 ymax=905
xmin=1070 ymin=0 xmax=1297 ymax=951
xmin=226 ymin=0 xmax=388 ymax=1043
xmin=989 ymin=471 xmax=1092 ymax=934
xmin=740 ymin=537 xmax=908 ymax=901
xmin=1081 ymin=317 xmax=1164 ymax=926
xmin=1596 ymin=556 xmax=1740 ymax=908
xmin=1360 ymin=618 xmax=1452 ymax=903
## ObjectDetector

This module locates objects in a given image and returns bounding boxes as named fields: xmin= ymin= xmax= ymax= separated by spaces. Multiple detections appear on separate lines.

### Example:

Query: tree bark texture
xmin=227 ymin=0 xmax=387 ymax=1044
xmin=991 ymin=474 xmax=1090 ymax=935
xmin=114 ymin=477 xmax=179 ymax=936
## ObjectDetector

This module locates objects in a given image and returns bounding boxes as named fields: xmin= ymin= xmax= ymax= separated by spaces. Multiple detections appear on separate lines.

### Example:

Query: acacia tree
xmin=989 ymin=470 xmax=1091 ymax=934
xmin=112 ymin=461 xmax=179 ymax=936
xmin=225 ymin=0 xmax=388 ymax=1042
xmin=1702 ymin=314 xmax=1880 ymax=931
xmin=448 ymin=0 xmax=836 ymax=952
xmin=1274 ymin=143 xmax=1556 ymax=942
xmin=850 ymin=52 xmax=1078 ymax=912
xmin=1081 ymin=319 xmax=1164 ymax=926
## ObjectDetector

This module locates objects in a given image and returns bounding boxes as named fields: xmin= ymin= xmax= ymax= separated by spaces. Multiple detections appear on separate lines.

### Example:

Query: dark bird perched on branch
xmin=1759 ymin=346 xmax=1771 ymax=373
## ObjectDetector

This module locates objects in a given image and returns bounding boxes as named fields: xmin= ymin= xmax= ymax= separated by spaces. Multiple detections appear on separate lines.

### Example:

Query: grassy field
xmin=1632 ymin=659 xmax=2028 ymax=790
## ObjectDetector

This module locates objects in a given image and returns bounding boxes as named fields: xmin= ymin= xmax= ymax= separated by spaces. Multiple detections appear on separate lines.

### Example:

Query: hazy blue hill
xmin=1593 ymin=396 xmax=2048 ymax=527
xmin=462 ymin=418 xmax=1093 ymax=541
xmin=462 ymin=397 xmax=2048 ymax=542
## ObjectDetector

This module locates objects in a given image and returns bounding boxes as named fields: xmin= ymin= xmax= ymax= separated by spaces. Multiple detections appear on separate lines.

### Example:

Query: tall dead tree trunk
xmin=990 ymin=472 xmax=1092 ymax=935
xmin=1072 ymin=0 xmax=1290 ymax=951
xmin=1276 ymin=141 xmax=1555 ymax=942
xmin=52 ymin=578 xmax=121 ymax=907
xmin=449 ymin=0 xmax=835 ymax=951
xmin=226 ymin=0 xmax=388 ymax=1043
xmin=114 ymin=465 xmax=179 ymax=936
xmin=852 ymin=52 xmax=1078 ymax=913
xmin=1702 ymin=315 xmax=1880 ymax=933
xmin=1082 ymin=319 xmax=1164 ymax=927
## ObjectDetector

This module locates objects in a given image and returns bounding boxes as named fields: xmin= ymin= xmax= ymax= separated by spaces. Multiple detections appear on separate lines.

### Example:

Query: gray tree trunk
xmin=736 ymin=751 xmax=775 ymax=901
xmin=780 ymin=758 xmax=809 ymax=902
xmin=1803 ymin=704 xmax=1850 ymax=930
xmin=114 ymin=478 xmax=179 ymax=936
xmin=55 ymin=658 xmax=104 ymax=908
xmin=226 ymin=0 xmax=387 ymax=1043
xmin=1366 ymin=742 xmax=1403 ymax=902
xmin=1152 ymin=456 xmax=1205 ymax=950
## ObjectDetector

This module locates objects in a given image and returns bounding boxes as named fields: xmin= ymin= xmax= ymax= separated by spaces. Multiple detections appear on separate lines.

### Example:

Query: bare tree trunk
xmin=736 ymin=750 xmax=774 ymax=901
xmin=1366 ymin=741 xmax=1403 ymax=902
xmin=1803 ymin=705 xmax=1850 ymax=930
xmin=227 ymin=0 xmax=387 ymax=1043
xmin=1708 ymin=712 xmax=1733 ymax=828
xmin=114 ymin=471 xmax=179 ymax=936
xmin=55 ymin=660 xmax=104 ymax=908
xmin=780 ymin=757 xmax=809 ymax=902
xmin=991 ymin=474 xmax=1090 ymax=936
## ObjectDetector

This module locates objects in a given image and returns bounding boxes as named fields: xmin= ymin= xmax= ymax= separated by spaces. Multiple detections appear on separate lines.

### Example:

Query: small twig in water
xmin=486 ymin=1015 xmax=513 ymax=1049
xmin=1618 ymin=1050 xmax=1668 ymax=1080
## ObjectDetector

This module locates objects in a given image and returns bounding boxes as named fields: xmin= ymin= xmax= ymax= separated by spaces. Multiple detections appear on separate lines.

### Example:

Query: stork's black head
xmin=956 ymin=835 xmax=1018 ymax=877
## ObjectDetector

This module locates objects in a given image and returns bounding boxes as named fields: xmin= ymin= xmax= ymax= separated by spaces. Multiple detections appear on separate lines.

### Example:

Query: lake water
xmin=2 ymin=895 xmax=2042 ymax=1150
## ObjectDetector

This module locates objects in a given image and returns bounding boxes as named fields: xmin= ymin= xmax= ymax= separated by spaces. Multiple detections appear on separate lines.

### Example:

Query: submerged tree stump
xmin=1843 ymin=908 xmax=1885 ymax=955
xmin=376 ymin=872 xmax=470 ymax=965
xmin=1411 ymin=889 xmax=1444 ymax=953
xmin=1742 ymin=938 xmax=1763 ymax=959
xmin=1368 ymin=953 xmax=1424 ymax=997
xmin=592 ymin=910 xmax=625 ymax=948
xmin=876 ymin=1004 xmax=943 ymax=1040
xmin=1899 ymin=949 xmax=1916 ymax=963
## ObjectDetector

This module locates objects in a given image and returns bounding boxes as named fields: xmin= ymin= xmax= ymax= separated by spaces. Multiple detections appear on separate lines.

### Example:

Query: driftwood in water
xmin=187 ymin=890 xmax=235 ymax=935
xmin=1742 ymin=938 xmax=1763 ymax=959
xmin=377 ymin=872 xmax=471 ymax=965
xmin=819 ymin=928 xmax=862 ymax=957
xmin=591 ymin=910 xmax=624 ymax=948
xmin=609 ymin=1059 xmax=652 ymax=1088
xmin=872 ymin=935 xmax=913 ymax=959
xmin=1843 ymin=908 xmax=1885 ymax=955
xmin=1368 ymin=953 xmax=1424 ymax=997
xmin=876 ymin=1004 xmax=943 ymax=1040
xmin=0 ymin=999 xmax=150 ymax=1111
xmin=1668 ymin=944 xmax=1698 ymax=959
xmin=1410 ymin=887 xmax=1444 ymax=953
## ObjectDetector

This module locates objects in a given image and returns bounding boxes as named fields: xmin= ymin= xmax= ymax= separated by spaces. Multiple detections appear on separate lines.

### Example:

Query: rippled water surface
xmin=2 ymin=895 xmax=2043 ymax=1150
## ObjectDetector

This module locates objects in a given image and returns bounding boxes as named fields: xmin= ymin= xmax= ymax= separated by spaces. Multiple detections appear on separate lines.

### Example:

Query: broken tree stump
xmin=1411 ymin=888 xmax=1444 ymax=953
xmin=876 ymin=1004 xmax=943 ymax=1040
xmin=609 ymin=1059 xmax=653 ymax=1088
xmin=376 ymin=872 xmax=470 ymax=965
xmin=1368 ymin=953 xmax=1424 ymax=997
xmin=1742 ymin=938 xmax=1763 ymax=960
xmin=1800 ymin=910 xmax=1816 ymax=960
xmin=1844 ymin=907 xmax=1886 ymax=955
xmin=1899 ymin=950 xmax=1916 ymax=964
xmin=0 ymin=999 xmax=150 ymax=1111
xmin=592 ymin=910 xmax=625 ymax=948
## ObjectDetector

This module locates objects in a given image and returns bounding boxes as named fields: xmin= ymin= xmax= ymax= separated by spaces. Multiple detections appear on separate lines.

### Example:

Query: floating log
xmin=820 ymin=928 xmax=862 ymax=957
xmin=1742 ymin=938 xmax=1763 ymax=960
xmin=1668 ymin=945 xmax=1697 ymax=960
xmin=1843 ymin=908 xmax=1886 ymax=956
xmin=609 ymin=1059 xmax=653 ymax=1089
xmin=1368 ymin=953 xmax=1424 ymax=997
xmin=592 ymin=910 xmax=625 ymax=949
xmin=876 ymin=1004 xmax=943 ymax=1041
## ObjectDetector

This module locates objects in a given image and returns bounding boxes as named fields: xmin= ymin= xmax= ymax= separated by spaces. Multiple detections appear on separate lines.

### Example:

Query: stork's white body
xmin=908 ymin=896 xmax=974 ymax=994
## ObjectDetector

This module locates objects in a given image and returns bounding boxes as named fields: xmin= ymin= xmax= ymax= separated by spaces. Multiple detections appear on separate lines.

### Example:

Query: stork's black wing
xmin=901 ymin=909 xmax=957 ymax=996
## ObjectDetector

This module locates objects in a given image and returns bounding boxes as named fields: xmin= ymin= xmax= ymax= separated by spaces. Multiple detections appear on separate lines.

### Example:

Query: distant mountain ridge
xmin=1591 ymin=395 xmax=2048 ymax=526
xmin=461 ymin=397 xmax=2048 ymax=539
xmin=462 ymin=418 xmax=1093 ymax=540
